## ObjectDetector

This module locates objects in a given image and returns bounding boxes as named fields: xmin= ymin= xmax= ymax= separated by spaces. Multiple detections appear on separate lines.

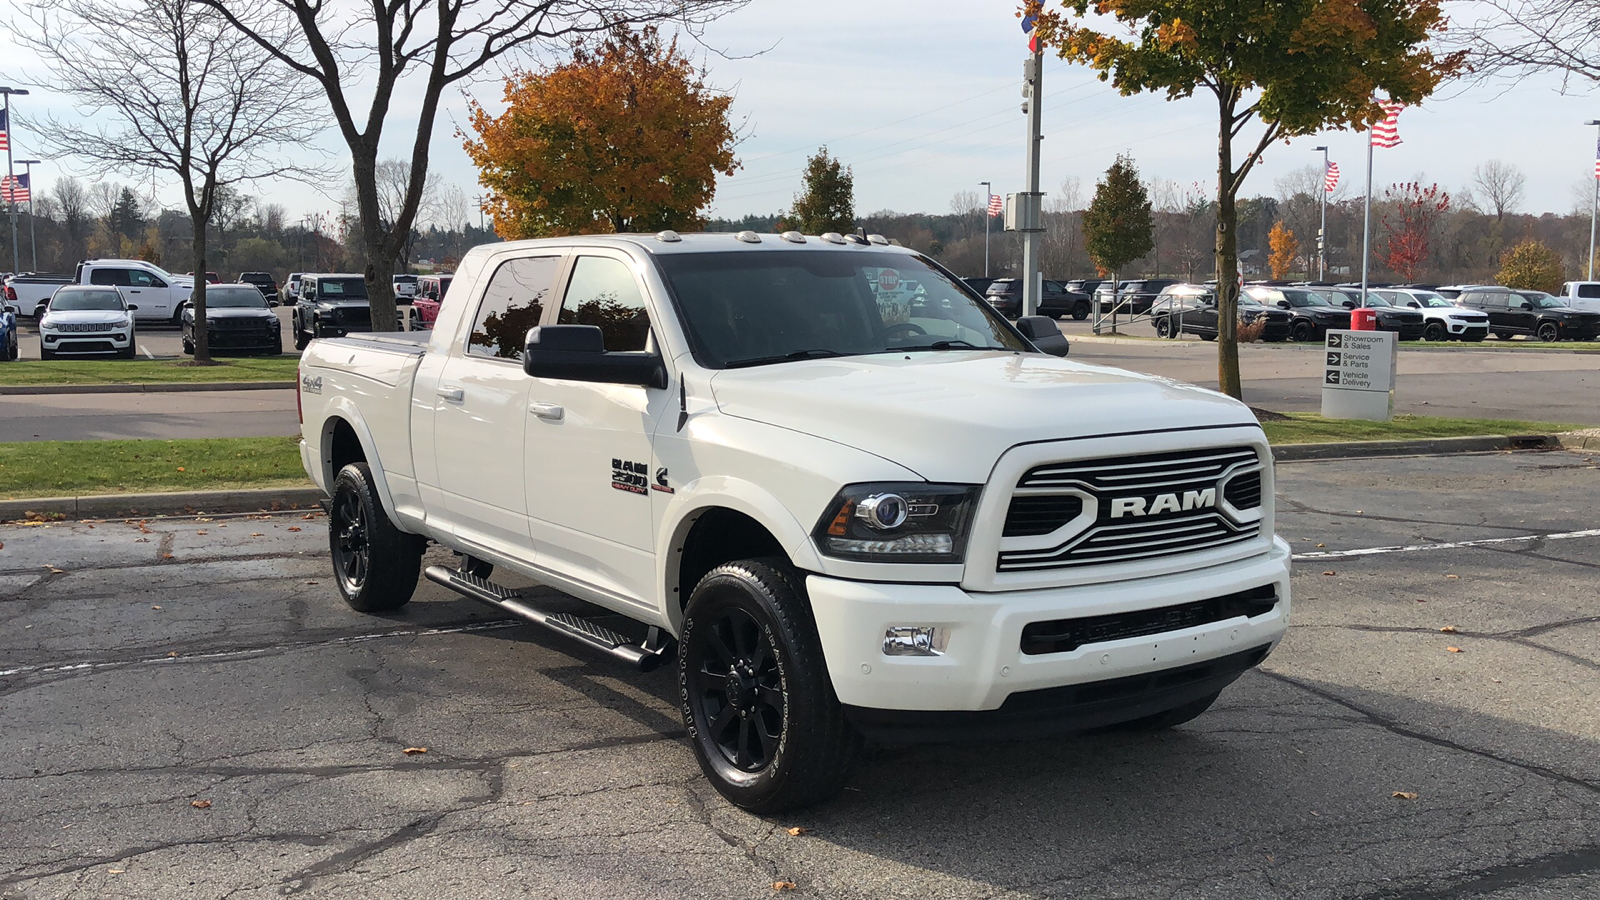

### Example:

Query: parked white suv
xmin=39 ymin=285 xmax=138 ymax=359
xmin=1372 ymin=288 xmax=1489 ymax=341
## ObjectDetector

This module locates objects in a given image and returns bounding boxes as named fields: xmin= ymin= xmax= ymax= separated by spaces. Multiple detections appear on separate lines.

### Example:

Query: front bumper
xmin=43 ymin=331 xmax=133 ymax=353
xmin=807 ymin=537 xmax=1291 ymax=731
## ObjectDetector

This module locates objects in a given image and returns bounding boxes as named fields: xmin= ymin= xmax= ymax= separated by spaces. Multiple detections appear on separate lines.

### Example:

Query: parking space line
xmin=0 ymin=619 xmax=521 ymax=679
xmin=1293 ymin=528 xmax=1600 ymax=561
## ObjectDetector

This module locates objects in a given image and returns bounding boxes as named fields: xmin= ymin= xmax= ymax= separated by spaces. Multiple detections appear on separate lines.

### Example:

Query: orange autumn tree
xmin=1267 ymin=221 xmax=1298 ymax=279
xmin=463 ymin=27 xmax=738 ymax=238
xmin=1025 ymin=0 xmax=1461 ymax=398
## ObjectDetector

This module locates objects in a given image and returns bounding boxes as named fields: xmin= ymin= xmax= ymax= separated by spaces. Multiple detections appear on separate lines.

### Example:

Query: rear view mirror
xmin=523 ymin=325 xmax=667 ymax=389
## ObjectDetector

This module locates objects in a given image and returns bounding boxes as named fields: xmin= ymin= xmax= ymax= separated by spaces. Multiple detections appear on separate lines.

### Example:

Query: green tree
xmin=1082 ymin=153 xmax=1153 ymax=332
xmin=108 ymin=188 xmax=144 ymax=257
xmin=1028 ymin=0 xmax=1461 ymax=398
xmin=789 ymin=147 xmax=855 ymax=234
xmin=1497 ymin=240 xmax=1564 ymax=295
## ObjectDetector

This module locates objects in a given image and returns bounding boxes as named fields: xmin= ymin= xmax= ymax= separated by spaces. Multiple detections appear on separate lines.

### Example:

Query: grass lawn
xmin=1261 ymin=413 xmax=1581 ymax=445
xmin=0 ymin=436 xmax=310 ymax=499
xmin=0 ymin=357 xmax=299 ymax=386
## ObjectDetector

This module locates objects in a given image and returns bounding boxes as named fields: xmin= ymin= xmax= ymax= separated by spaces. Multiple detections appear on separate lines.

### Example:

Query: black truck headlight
xmin=814 ymin=483 xmax=979 ymax=563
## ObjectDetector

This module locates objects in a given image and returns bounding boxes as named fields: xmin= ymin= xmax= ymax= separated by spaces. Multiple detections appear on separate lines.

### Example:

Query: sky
xmin=4 ymin=0 xmax=1600 ymax=224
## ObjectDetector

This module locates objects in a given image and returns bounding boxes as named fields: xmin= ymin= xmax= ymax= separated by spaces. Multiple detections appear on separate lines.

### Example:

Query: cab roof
xmin=481 ymin=231 xmax=918 ymax=257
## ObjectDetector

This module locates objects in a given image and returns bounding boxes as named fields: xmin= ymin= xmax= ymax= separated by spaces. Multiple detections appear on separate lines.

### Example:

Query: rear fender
xmin=317 ymin=396 xmax=400 ymax=525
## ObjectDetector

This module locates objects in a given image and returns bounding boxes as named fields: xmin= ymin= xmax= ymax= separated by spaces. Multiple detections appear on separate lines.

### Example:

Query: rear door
xmin=523 ymin=251 xmax=673 ymax=611
xmin=430 ymin=252 xmax=565 ymax=558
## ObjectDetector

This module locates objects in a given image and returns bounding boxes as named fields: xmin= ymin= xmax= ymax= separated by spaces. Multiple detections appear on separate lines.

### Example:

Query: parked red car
xmin=412 ymin=274 xmax=452 ymax=327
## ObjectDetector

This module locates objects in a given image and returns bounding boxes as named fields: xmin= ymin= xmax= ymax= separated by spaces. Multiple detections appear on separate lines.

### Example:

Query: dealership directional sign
xmin=1320 ymin=329 xmax=1397 ymax=421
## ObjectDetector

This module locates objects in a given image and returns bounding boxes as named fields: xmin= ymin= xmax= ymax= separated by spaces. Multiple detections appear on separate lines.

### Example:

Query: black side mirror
xmin=522 ymin=324 xmax=667 ymax=389
xmin=1341 ymin=299 xmax=1356 ymax=309
xmin=1520 ymin=301 xmax=1534 ymax=310
xmin=125 ymin=304 xmax=139 ymax=311
xmin=1015 ymin=315 xmax=1069 ymax=357
xmin=1276 ymin=301 xmax=1290 ymax=309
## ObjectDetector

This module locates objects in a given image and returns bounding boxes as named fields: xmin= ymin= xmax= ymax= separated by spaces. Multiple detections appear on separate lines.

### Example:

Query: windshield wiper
xmin=723 ymin=348 xmax=846 ymax=369
xmin=896 ymin=339 xmax=987 ymax=351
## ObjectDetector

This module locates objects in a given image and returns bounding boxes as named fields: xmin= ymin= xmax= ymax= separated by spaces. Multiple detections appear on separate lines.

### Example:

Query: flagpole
xmin=1360 ymin=123 xmax=1374 ymax=307
xmin=980 ymin=180 xmax=992 ymax=279
xmin=1 ymin=90 xmax=18 ymax=276
xmin=1316 ymin=146 xmax=1328 ymax=281
xmin=17 ymin=160 xmax=38 ymax=271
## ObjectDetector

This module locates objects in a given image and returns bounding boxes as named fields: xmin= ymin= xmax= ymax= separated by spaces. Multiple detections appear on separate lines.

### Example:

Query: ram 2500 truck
xmin=297 ymin=231 xmax=1291 ymax=812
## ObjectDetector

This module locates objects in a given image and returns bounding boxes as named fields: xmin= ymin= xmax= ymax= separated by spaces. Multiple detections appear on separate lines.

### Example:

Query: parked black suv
xmin=238 ymin=271 xmax=279 ymax=303
xmin=1101 ymin=278 xmax=1179 ymax=314
xmin=1319 ymin=286 xmax=1425 ymax=340
xmin=1151 ymin=284 xmax=1290 ymax=341
xmin=983 ymin=278 xmax=1092 ymax=320
xmin=1245 ymin=285 xmax=1352 ymax=341
xmin=1453 ymin=286 xmax=1600 ymax=341
xmin=292 ymin=274 xmax=371 ymax=349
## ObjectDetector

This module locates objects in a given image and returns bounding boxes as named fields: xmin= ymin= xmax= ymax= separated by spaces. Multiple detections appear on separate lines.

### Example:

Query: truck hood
xmin=708 ymin=351 xmax=1260 ymax=482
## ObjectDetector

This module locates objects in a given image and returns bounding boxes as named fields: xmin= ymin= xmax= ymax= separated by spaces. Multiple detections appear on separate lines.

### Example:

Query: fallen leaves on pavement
xmin=1391 ymin=791 xmax=1418 ymax=800
xmin=786 ymin=827 xmax=808 ymax=836
xmin=190 ymin=800 xmax=211 ymax=809
xmin=402 ymin=747 xmax=428 ymax=755
xmin=1439 ymin=626 xmax=1458 ymax=633
xmin=773 ymin=882 xmax=796 ymax=892
xmin=1447 ymin=646 xmax=1463 ymax=653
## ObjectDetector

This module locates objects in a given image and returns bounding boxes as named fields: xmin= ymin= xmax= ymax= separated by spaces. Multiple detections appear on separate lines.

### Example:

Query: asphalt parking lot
xmin=2 ymin=450 xmax=1597 ymax=899
xmin=7 ymin=308 xmax=298 ymax=362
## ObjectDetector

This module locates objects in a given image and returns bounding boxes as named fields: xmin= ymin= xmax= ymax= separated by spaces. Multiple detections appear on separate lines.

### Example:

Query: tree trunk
xmin=351 ymin=149 xmax=400 ymax=332
xmin=1215 ymin=102 xmax=1242 ymax=400
xmin=192 ymin=222 xmax=212 ymax=364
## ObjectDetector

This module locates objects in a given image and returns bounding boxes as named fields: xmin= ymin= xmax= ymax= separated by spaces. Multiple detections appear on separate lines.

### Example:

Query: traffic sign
xmin=1320 ymin=329 xmax=1397 ymax=420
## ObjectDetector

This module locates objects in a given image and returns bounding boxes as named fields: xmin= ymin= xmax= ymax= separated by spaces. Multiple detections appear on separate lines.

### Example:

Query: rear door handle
xmin=529 ymin=402 xmax=564 ymax=421
xmin=437 ymin=387 xmax=464 ymax=403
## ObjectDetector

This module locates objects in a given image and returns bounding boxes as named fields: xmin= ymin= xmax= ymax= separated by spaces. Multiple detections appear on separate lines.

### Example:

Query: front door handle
xmin=437 ymin=386 xmax=464 ymax=403
xmin=529 ymin=401 xmax=564 ymax=421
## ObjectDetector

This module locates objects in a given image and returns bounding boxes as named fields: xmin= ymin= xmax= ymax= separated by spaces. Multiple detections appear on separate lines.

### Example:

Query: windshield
xmin=1359 ymin=294 xmax=1394 ymax=307
xmin=1280 ymin=289 xmax=1334 ymax=308
xmin=656 ymin=250 xmax=1030 ymax=368
xmin=316 ymin=278 xmax=368 ymax=300
xmin=394 ymin=275 xmax=418 ymax=285
xmin=50 ymin=289 xmax=124 ymax=312
xmin=206 ymin=288 xmax=268 ymax=309
xmin=1407 ymin=293 xmax=1452 ymax=307
xmin=1515 ymin=292 xmax=1565 ymax=309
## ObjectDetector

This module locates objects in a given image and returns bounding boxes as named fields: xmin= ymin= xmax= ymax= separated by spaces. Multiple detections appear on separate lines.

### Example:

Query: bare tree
xmin=199 ymin=0 xmax=749 ymax=332
xmin=49 ymin=177 xmax=92 ymax=266
xmin=1461 ymin=0 xmax=1600 ymax=88
xmin=22 ymin=0 xmax=324 ymax=362
xmin=1470 ymin=159 xmax=1527 ymax=222
xmin=950 ymin=190 xmax=981 ymax=242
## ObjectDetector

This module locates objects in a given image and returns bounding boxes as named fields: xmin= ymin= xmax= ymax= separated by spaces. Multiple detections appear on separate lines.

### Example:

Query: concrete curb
xmin=0 ymin=381 xmax=296 ymax=396
xmin=0 ymin=486 xmax=324 ymax=522
xmin=1273 ymin=433 xmax=1562 ymax=461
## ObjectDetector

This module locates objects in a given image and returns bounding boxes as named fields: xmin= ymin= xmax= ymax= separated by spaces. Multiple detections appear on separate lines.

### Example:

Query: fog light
xmin=882 ymin=626 xmax=949 ymax=657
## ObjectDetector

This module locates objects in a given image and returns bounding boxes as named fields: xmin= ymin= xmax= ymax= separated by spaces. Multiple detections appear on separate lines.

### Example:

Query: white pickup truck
xmin=297 ymin=231 xmax=1291 ymax=812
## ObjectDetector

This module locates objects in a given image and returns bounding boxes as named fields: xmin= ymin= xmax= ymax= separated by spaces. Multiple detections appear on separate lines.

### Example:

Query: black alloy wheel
xmin=1154 ymin=317 xmax=1171 ymax=338
xmin=1292 ymin=321 xmax=1315 ymax=343
xmin=1072 ymin=301 xmax=1090 ymax=321
xmin=328 ymin=461 xmax=422 ymax=612
xmin=1422 ymin=322 xmax=1448 ymax=342
xmin=1537 ymin=321 xmax=1561 ymax=343
xmin=679 ymin=559 xmax=861 ymax=813
xmin=1495 ymin=331 xmax=1516 ymax=341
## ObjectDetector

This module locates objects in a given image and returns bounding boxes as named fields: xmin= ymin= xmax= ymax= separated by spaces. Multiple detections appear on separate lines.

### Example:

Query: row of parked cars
xmin=1145 ymin=281 xmax=1600 ymax=343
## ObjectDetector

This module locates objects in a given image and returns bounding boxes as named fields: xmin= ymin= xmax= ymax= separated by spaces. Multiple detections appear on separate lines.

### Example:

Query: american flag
xmin=987 ymin=194 xmax=1003 ymax=217
xmin=0 ymin=173 xmax=27 ymax=203
xmin=0 ymin=108 xmax=8 ymax=152
xmin=1593 ymin=134 xmax=1599 ymax=179
xmin=1371 ymin=101 xmax=1404 ymax=149
xmin=1324 ymin=161 xmax=1340 ymax=192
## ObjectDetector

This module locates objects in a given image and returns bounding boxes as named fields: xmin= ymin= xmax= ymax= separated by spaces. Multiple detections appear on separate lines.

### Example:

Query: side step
xmin=423 ymin=565 xmax=673 ymax=672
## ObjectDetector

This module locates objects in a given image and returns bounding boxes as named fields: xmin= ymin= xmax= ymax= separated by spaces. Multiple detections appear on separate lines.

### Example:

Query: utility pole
xmin=979 ymin=180 xmax=991 ymax=278
xmin=1587 ymin=121 xmax=1600 ymax=281
xmin=17 ymin=159 xmax=39 ymax=271
xmin=1018 ymin=47 xmax=1046 ymax=317
xmin=0 ymin=87 xmax=29 ymax=276
xmin=1314 ymin=145 xmax=1328 ymax=281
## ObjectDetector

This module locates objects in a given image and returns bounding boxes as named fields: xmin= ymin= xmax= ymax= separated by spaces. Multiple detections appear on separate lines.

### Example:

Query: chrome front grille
xmin=998 ymin=446 xmax=1263 ymax=572
xmin=55 ymin=322 xmax=116 ymax=333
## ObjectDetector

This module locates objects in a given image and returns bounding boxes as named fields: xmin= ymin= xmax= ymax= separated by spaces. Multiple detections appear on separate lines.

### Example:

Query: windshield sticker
xmin=612 ymin=458 xmax=648 ymax=495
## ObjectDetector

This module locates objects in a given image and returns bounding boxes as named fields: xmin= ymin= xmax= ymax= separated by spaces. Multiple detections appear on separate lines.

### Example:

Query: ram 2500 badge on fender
xmin=297 ymin=231 xmax=1292 ymax=812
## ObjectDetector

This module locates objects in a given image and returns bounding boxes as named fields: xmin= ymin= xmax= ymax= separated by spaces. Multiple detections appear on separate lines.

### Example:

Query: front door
xmin=523 ymin=252 xmax=672 ymax=612
xmin=431 ymin=253 xmax=564 ymax=558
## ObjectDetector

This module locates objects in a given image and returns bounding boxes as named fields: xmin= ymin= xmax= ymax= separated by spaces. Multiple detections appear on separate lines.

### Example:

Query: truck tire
xmin=1072 ymin=301 xmax=1089 ymax=321
xmin=329 ymin=462 xmax=423 ymax=613
xmin=1116 ymin=690 xmax=1221 ymax=731
xmin=1422 ymin=322 xmax=1447 ymax=342
xmin=293 ymin=326 xmax=310 ymax=351
xmin=678 ymin=558 xmax=862 ymax=813
xmin=1495 ymin=331 xmax=1515 ymax=341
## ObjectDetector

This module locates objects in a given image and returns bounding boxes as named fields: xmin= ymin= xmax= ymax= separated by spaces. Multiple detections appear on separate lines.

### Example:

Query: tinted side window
xmin=129 ymin=270 xmax=164 ymax=288
xmin=557 ymin=256 xmax=651 ymax=352
xmin=89 ymin=269 xmax=129 ymax=286
xmin=1580 ymin=284 xmax=1600 ymax=298
xmin=468 ymin=256 xmax=562 ymax=360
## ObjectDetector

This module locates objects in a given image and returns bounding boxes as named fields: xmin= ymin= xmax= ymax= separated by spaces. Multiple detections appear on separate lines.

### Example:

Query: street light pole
xmin=979 ymin=180 xmax=991 ymax=279
xmin=0 ymin=87 xmax=30 ymax=276
xmin=1587 ymin=120 xmax=1600 ymax=281
xmin=1314 ymin=145 xmax=1329 ymax=281
xmin=17 ymin=159 xmax=40 ymax=271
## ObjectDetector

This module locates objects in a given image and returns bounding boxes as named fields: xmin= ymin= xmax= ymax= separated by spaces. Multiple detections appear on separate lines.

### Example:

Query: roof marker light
xmin=655 ymin=230 xmax=682 ymax=242
xmin=820 ymin=232 xmax=846 ymax=245
xmin=735 ymin=231 xmax=762 ymax=243
xmin=867 ymin=234 xmax=890 ymax=245
xmin=780 ymin=231 xmax=806 ymax=244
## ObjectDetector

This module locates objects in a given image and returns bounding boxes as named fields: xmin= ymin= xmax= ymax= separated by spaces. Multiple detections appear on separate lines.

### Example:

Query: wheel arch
xmin=316 ymin=401 xmax=400 ymax=526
